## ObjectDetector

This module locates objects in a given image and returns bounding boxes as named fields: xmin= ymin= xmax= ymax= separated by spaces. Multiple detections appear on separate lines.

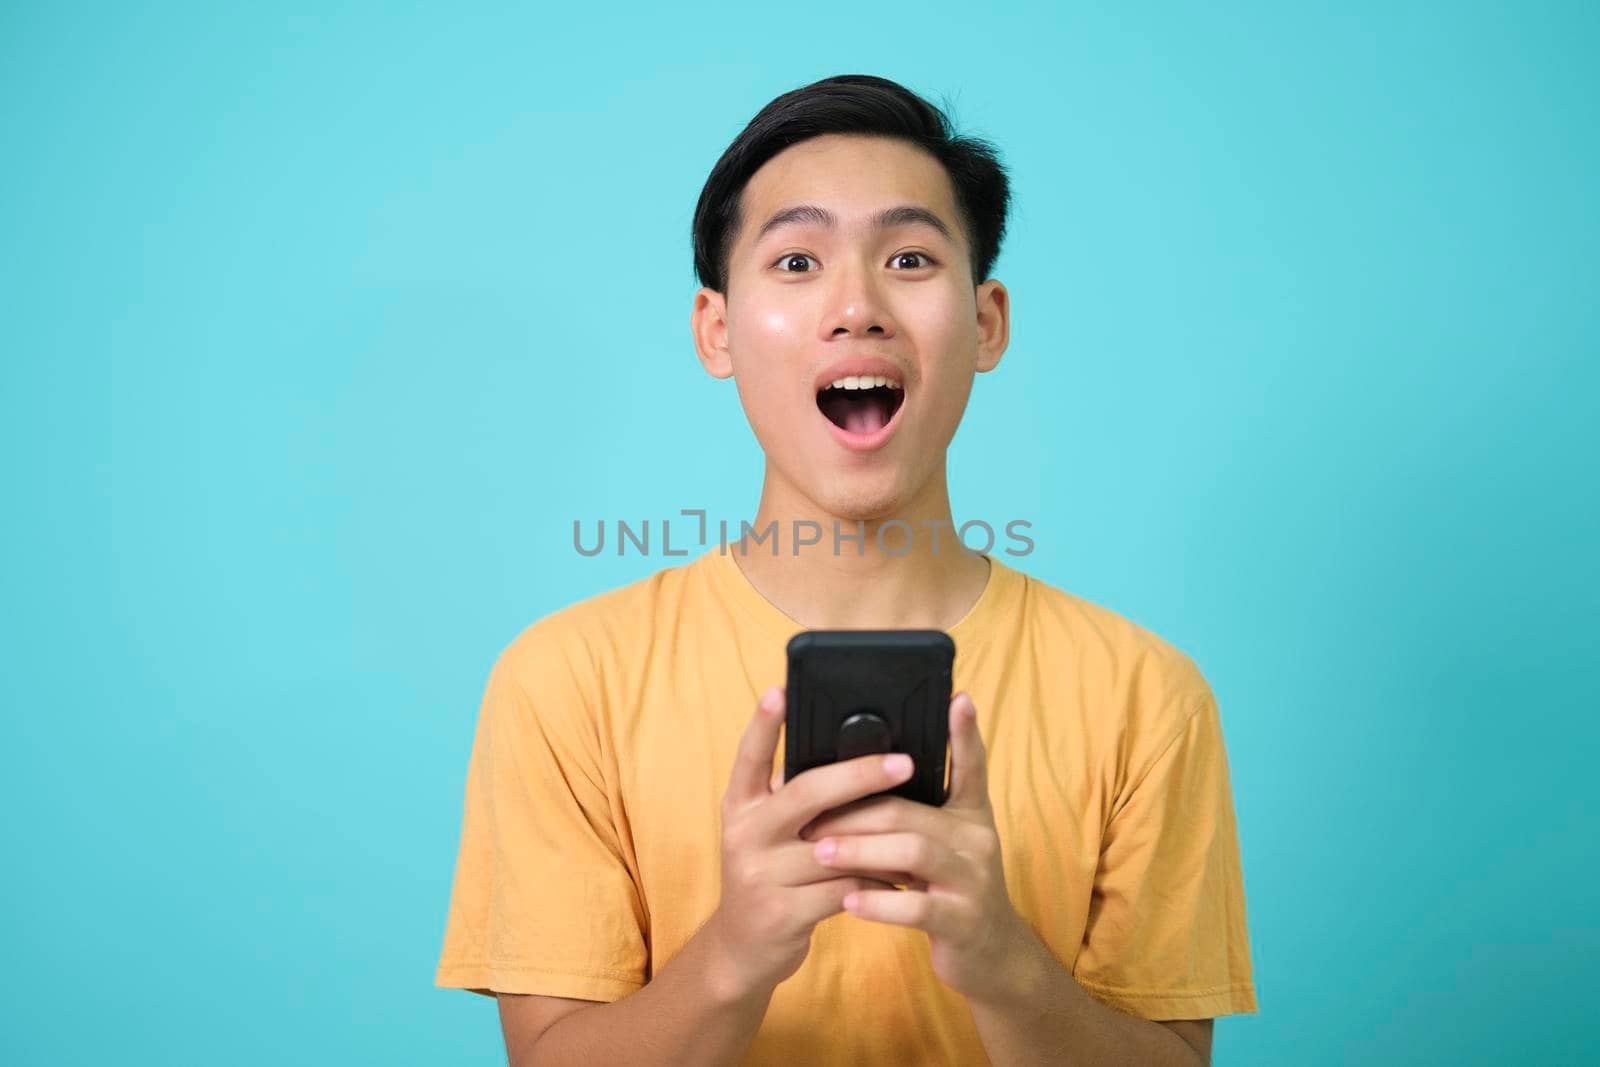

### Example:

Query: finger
xmin=803 ymin=796 xmax=932 ymax=842
xmin=800 ymin=796 xmax=884 ymax=840
xmin=767 ymin=752 xmax=916 ymax=839
xmin=945 ymin=692 xmax=989 ymax=809
xmin=726 ymin=686 xmax=785 ymax=808
xmin=814 ymin=832 xmax=966 ymax=889
xmin=842 ymin=887 xmax=961 ymax=935
xmin=768 ymin=840 xmax=915 ymax=889
xmin=793 ymin=876 xmax=903 ymax=928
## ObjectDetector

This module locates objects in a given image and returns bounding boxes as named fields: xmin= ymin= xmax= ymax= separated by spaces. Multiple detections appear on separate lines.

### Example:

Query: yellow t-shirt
xmin=435 ymin=547 xmax=1258 ymax=1062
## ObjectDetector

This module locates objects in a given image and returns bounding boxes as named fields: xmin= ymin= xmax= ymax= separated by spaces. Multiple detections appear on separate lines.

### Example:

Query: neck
xmin=728 ymin=459 xmax=991 ymax=631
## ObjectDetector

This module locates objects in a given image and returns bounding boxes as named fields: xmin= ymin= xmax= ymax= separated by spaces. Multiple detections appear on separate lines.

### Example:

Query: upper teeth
xmin=824 ymin=375 xmax=902 ymax=391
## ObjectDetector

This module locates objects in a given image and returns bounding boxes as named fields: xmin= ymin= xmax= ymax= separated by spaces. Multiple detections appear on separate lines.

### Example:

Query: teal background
xmin=3 ymin=2 xmax=1595 ymax=1063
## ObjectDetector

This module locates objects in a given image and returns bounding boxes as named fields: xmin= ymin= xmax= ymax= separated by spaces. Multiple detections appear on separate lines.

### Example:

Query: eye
xmin=890 ymin=251 xmax=936 ymax=270
xmin=774 ymin=253 xmax=818 ymax=273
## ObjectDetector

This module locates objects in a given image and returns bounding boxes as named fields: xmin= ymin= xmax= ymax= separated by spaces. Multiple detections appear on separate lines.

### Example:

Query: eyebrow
xmin=753 ymin=203 xmax=956 ymax=245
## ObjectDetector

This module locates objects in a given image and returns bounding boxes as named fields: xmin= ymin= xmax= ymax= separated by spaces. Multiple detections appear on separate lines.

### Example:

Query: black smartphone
xmin=784 ymin=630 xmax=955 ymax=806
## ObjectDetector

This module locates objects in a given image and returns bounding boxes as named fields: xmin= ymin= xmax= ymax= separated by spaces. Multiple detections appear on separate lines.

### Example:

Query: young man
xmin=435 ymin=74 xmax=1258 ymax=1064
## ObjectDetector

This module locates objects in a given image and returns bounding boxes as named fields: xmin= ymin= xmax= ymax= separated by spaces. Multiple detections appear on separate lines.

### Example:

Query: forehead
xmin=735 ymin=134 xmax=962 ymax=247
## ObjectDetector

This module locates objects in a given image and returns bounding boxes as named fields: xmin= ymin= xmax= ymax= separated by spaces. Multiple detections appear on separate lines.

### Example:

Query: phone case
xmin=784 ymin=629 xmax=955 ymax=806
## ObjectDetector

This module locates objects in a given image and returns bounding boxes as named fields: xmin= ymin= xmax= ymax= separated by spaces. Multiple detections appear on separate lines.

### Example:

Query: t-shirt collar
xmin=699 ymin=543 xmax=1018 ymax=655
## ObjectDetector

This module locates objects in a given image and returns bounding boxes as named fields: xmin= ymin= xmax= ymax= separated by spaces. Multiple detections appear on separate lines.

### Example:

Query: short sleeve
xmin=1073 ymin=686 xmax=1258 ymax=1020
xmin=434 ymin=629 xmax=648 ymax=1001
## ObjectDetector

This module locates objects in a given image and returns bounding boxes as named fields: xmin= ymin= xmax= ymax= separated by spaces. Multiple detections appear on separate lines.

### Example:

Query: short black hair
xmin=692 ymin=74 xmax=1012 ymax=294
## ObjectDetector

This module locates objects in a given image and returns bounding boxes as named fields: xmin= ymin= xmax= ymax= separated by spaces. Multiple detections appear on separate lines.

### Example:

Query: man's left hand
xmin=800 ymin=691 xmax=1036 ymax=1003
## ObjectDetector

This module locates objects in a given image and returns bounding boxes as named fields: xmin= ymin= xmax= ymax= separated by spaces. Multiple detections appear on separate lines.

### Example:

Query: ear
xmin=691 ymin=287 xmax=735 ymax=380
xmin=973 ymin=279 xmax=1010 ymax=374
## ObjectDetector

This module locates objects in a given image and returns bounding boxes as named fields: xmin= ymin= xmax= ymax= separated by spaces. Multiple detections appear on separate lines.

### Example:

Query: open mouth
xmin=816 ymin=380 xmax=906 ymax=436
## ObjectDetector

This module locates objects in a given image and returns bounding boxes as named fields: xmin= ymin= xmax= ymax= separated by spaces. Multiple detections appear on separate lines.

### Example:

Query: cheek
xmin=892 ymin=284 xmax=974 ymax=366
xmin=729 ymin=292 xmax=803 ymax=349
xmin=758 ymin=306 xmax=799 ymax=340
xmin=727 ymin=305 xmax=807 ymax=436
xmin=918 ymin=290 xmax=976 ymax=349
xmin=910 ymin=296 xmax=979 ymax=417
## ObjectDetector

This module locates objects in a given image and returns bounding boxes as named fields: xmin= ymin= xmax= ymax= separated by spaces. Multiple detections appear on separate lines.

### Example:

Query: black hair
xmin=691 ymin=74 xmax=1012 ymax=294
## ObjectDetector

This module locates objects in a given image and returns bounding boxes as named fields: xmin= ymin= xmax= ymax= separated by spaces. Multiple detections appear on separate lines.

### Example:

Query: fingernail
xmin=883 ymin=753 xmax=913 ymax=777
xmin=815 ymin=838 xmax=836 ymax=861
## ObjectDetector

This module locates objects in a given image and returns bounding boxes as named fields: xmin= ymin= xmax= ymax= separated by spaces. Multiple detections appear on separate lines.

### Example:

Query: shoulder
xmin=1003 ymin=561 xmax=1216 ymax=762
xmin=492 ymin=557 xmax=702 ymax=693
xmin=1007 ymin=563 xmax=1210 ymax=697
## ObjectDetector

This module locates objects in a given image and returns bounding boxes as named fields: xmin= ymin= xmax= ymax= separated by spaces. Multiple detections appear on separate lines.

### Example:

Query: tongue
xmin=843 ymin=396 xmax=888 ymax=435
xmin=818 ymin=389 xmax=892 ymax=435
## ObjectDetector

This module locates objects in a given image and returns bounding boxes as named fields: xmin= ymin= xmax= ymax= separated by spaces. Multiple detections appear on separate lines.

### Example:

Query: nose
xmin=824 ymin=259 xmax=897 ymax=340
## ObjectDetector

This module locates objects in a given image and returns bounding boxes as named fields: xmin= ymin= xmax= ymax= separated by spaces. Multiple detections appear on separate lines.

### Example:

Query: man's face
xmin=693 ymin=134 xmax=1008 ymax=522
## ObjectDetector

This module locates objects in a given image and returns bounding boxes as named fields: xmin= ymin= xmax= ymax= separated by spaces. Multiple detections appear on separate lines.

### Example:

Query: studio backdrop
xmin=3 ymin=3 xmax=1595 ymax=1065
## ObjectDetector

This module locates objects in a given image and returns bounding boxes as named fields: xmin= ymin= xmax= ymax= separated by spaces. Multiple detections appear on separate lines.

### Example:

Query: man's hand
xmin=799 ymin=691 xmax=1034 ymax=1003
xmin=708 ymin=685 xmax=921 ymax=999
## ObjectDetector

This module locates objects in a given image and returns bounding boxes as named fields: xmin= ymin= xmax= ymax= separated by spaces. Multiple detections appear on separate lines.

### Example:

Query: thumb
xmin=728 ymin=685 xmax=785 ymax=805
xmin=945 ymin=691 xmax=989 ymax=808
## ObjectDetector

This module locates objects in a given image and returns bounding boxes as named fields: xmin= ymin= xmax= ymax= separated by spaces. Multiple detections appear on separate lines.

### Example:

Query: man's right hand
xmin=707 ymin=684 xmax=918 ymax=998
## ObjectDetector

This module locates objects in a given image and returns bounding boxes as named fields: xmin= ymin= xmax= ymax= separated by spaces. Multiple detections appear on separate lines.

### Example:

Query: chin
xmin=817 ymin=481 xmax=908 ymax=525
